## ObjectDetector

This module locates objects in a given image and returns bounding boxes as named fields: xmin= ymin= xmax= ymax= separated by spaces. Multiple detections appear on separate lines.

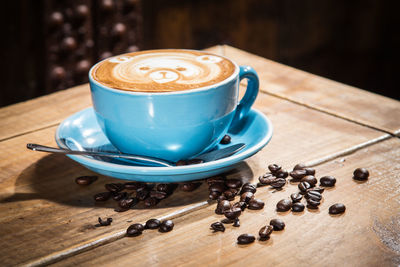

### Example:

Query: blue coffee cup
xmin=89 ymin=51 xmax=259 ymax=162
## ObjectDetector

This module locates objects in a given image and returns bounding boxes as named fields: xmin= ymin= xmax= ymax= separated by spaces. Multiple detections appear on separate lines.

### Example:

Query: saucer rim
xmin=55 ymin=107 xmax=273 ymax=175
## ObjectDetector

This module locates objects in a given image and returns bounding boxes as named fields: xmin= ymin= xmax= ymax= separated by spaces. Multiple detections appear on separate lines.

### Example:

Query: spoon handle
xmin=26 ymin=143 xmax=173 ymax=167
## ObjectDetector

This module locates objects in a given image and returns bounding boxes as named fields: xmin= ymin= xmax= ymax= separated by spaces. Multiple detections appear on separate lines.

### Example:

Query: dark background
xmin=2 ymin=0 xmax=399 ymax=107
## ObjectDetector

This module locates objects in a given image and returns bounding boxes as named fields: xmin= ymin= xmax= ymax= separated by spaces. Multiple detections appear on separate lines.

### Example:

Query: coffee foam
xmin=91 ymin=50 xmax=236 ymax=92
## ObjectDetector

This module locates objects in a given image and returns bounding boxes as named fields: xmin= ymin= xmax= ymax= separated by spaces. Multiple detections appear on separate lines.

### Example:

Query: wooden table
xmin=1 ymin=46 xmax=399 ymax=267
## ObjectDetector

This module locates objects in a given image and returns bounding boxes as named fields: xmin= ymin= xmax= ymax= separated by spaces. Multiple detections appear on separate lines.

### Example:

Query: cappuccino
xmin=91 ymin=49 xmax=236 ymax=92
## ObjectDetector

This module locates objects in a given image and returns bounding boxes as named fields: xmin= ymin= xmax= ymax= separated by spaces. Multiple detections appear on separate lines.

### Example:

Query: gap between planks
xmin=24 ymin=133 xmax=392 ymax=267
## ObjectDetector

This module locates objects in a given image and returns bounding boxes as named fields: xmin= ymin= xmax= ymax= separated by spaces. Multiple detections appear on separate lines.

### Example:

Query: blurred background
xmin=2 ymin=0 xmax=399 ymax=107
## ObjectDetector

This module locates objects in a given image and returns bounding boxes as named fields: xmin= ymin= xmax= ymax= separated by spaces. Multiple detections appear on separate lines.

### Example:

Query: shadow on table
xmin=0 ymin=154 xmax=253 ymax=210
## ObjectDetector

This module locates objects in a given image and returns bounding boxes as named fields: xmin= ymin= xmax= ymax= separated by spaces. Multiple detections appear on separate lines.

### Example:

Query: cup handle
xmin=230 ymin=66 xmax=259 ymax=130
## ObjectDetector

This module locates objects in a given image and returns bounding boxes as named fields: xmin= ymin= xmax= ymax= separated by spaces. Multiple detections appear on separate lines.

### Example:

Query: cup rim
xmin=88 ymin=49 xmax=240 ymax=96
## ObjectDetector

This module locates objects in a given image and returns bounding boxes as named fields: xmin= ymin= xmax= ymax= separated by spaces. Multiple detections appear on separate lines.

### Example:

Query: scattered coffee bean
xmin=305 ymin=190 xmax=322 ymax=201
xmin=217 ymin=195 xmax=227 ymax=201
xmin=220 ymin=134 xmax=231 ymax=144
xmin=301 ymin=175 xmax=317 ymax=187
xmin=180 ymin=182 xmax=201 ymax=192
xmin=258 ymin=173 xmax=275 ymax=185
xmin=94 ymin=192 xmax=111 ymax=202
xmin=298 ymin=181 xmax=311 ymax=193
xmin=210 ymin=222 xmax=225 ymax=232
xmin=240 ymin=183 xmax=257 ymax=194
xmin=136 ymin=189 xmax=149 ymax=201
xmin=126 ymin=223 xmax=144 ymax=237
xmin=224 ymin=207 xmax=242 ymax=220
xmin=215 ymin=200 xmax=231 ymax=215
xmin=209 ymin=191 xmax=221 ymax=200
xmin=144 ymin=197 xmax=158 ymax=207
xmin=225 ymin=179 xmax=243 ymax=189
xmin=290 ymin=169 xmax=307 ymax=180
xmin=105 ymin=183 xmax=125 ymax=193
xmin=268 ymin=164 xmax=282 ymax=174
xmin=290 ymin=192 xmax=303 ymax=203
xmin=96 ymin=217 xmax=112 ymax=227
xmin=292 ymin=202 xmax=305 ymax=212
xmin=293 ymin=163 xmax=306 ymax=170
xmin=329 ymin=203 xmax=346 ymax=214
xmin=156 ymin=184 xmax=171 ymax=193
xmin=304 ymin=167 xmax=316 ymax=176
xmin=75 ymin=175 xmax=97 ymax=185
xmin=124 ymin=182 xmax=146 ymax=191
xmin=221 ymin=218 xmax=234 ymax=224
xmin=259 ymin=225 xmax=274 ymax=240
xmin=233 ymin=218 xmax=240 ymax=227
xmin=223 ymin=188 xmax=238 ymax=200
xmin=119 ymin=197 xmax=138 ymax=209
xmin=237 ymin=234 xmax=255 ymax=244
xmin=270 ymin=218 xmax=285 ymax=231
xmin=310 ymin=187 xmax=325 ymax=194
xmin=270 ymin=178 xmax=286 ymax=189
xmin=207 ymin=176 xmax=225 ymax=186
xmin=240 ymin=192 xmax=254 ymax=203
xmin=276 ymin=199 xmax=292 ymax=212
xmin=149 ymin=190 xmax=168 ymax=200
xmin=113 ymin=191 xmax=128 ymax=201
xmin=248 ymin=199 xmax=265 ymax=210
xmin=209 ymin=183 xmax=226 ymax=193
xmin=306 ymin=198 xmax=320 ymax=209
xmin=275 ymin=169 xmax=289 ymax=179
xmin=353 ymin=168 xmax=369 ymax=181
xmin=320 ymin=176 xmax=336 ymax=187
xmin=159 ymin=220 xmax=174 ymax=232
xmin=232 ymin=201 xmax=247 ymax=211
xmin=145 ymin=218 xmax=161 ymax=229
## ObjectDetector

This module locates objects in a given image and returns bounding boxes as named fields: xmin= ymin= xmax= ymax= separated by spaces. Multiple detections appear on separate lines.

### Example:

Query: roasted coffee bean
xmin=270 ymin=218 xmax=285 ymax=231
xmin=237 ymin=234 xmax=255 ymax=244
xmin=94 ymin=192 xmax=111 ymax=201
xmin=156 ymin=184 xmax=171 ymax=193
xmin=268 ymin=164 xmax=282 ymax=174
xmin=290 ymin=193 xmax=303 ymax=203
xmin=207 ymin=176 xmax=225 ymax=186
xmin=248 ymin=199 xmax=265 ymax=210
xmin=209 ymin=191 xmax=221 ymax=200
xmin=105 ymin=183 xmax=125 ymax=193
xmin=258 ymin=173 xmax=275 ymax=185
xmin=275 ymin=169 xmax=289 ymax=179
xmin=259 ymin=225 xmax=273 ymax=240
xmin=149 ymin=190 xmax=168 ymax=200
xmin=270 ymin=178 xmax=286 ymax=189
xmin=144 ymin=197 xmax=158 ymax=207
xmin=159 ymin=220 xmax=174 ymax=232
xmin=311 ymin=187 xmax=325 ymax=194
xmin=126 ymin=223 xmax=144 ymax=237
xmin=220 ymin=134 xmax=231 ymax=144
xmin=232 ymin=201 xmax=247 ymax=211
xmin=221 ymin=218 xmax=234 ymax=224
xmin=329 ymin=203 xmax=346 ymax=214
xmin=304 ymin=167 xmax=316 ymax=176
xmin=223 ymin=188 xmax=238 ymax=200
xmin=306 ymin=198 xmax=320 ymax=208
xmin=136 ymin=189 xmax=149 ymax=201
xmin=113 ymin=191 xmax=128 ymax=201
xmin=145 ymin=218 xmax=161 ymax=229
xmin=305 ymin=190 xmax=322 ymax=201
xmin=233 ymin=218 xmax=240 ymax=227
xmin=240 ymin=191 xmax=254 ymax=203
xmin=96 ymin=217 xmax=112 ymax=227
xmin=225 ymin=179 xmax=242 ymax=189
xmin=289 ymin=169 xmax=307 ymax=180
xmin=180 ymin=182 xmax=201 ymax=192
xmin=175 ymin=160 xmax=187 ymax=166
xmin=209 ymin=183 xmax=226 ymax=193
xmin=224 ymin=207 xmax=242 ymax=220
xmin=293 ymin=163 xmax=306 ymax=170
xmin=217 ymin=195 xmax=227 ymax=201
xmin=215 ymin=200 xmax=231 ymax=215
xmin=298 ymin=181 xmax=311 ymax=193
xmin=75 ymin=175 xmax=97 ymax=185
xmin=119 ymin=197 xmax=137 ymax=209
xmin=276 ymin=199 xmax=292 ymax=212
xmin=240 ymin=183 xmax=257 ymax=194
xmin=353 ymin=168 xmax=369 ymax=181
xmin=292 ymin=202 xmax=305 ymax=212
xmin=320 ymin=176 xmax=336 ymax=187
xmin=124 ymin=182 xmax=146 ymax=191
xmin=301 ymin=175 xmax=317 ymax=187
xmin=210 ymin=222 xmax=225 ymax=232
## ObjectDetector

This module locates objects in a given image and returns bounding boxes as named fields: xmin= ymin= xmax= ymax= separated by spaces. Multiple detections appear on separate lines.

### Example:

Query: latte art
xmin=91 ymin=50 xmax=236 ymax=92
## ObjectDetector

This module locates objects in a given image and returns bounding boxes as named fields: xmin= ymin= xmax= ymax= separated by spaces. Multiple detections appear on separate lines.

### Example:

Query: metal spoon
xmin=26 ymin=143 xmax=245 ymax=167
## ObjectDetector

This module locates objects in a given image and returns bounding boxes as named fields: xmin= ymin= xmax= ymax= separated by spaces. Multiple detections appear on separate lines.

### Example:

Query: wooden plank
xmin=0 ymin=91 xmax=385 ymax=266
xmin=219 ymin=45 xmax=400 ymax=136
xmin=51 ymin=138 xmax=400 ymax=267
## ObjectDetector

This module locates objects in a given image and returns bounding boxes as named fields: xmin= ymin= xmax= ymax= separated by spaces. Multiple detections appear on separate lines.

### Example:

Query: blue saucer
xmin=55 ymin=107 xmax=273 ymax=182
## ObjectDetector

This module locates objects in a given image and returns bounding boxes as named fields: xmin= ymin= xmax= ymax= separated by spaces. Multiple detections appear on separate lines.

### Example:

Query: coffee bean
xmin=259 ymin=225 xmax=273 ymax=240
xmin=105 ymin=183 xmax=125 ymax=193
xmin=224 ymin=207 xmax=242 ymax=220
xmin=215 ymin=200 xmax=231 ymax=215
xmin=144 ymin=197 xmax=158 ymax=207
xmin=353 ymin=168 xmax=369 ymax=181
xmin=268 ymin=164 xmax=282 ymax=174
xmin=301 ymin=175 xmax=317 ymax=186
xmin=156 ymin=184 xmax=172 ymax=193
xmin=221 ymin=218 xmax=234 ymax=224
xmin=149 ymin=190 xmax=168 ymax=200
xmin=233 ymin=218 xmax=240 ymax=227
xmin=306 ymin=198 xmax=320 ymax=208
xmin=298 ymin=181 xmax=311 ymax=193
xmin=180 ymin=182 xmax=201 ymax=192
xmin=304 ymin=167 xmax=316 ymax=176
xmin=275 ymin=169 xmax=289 ymax=179
xmin=207 ymin=176 xmax=225 ymax=186
xmin=217 ymin=195 xmax=227 ymax=201
xmin=159 ymin=220 xmax=174 ymax=232
xmin=232 ymin=201 xmax=247 ymax=211
xmin=126 ymin=223 xmax=144 ymax=237
xmin=270 ymin=178 xmax=286 ymax=189
xmin=290 ymin=193 xmax=303 ymax=203
xmin=145 ymin=218 xmax=161 ymax=229
xmin=258 ymin=173 xmax=275 ymax=185
xmin=292 ymin=202 xmax=305 ymax=212
xmin=248 ymin=199 xmax=265 ymax=210
xmin=96 ymin=217 xmax=112 ymax=227
xmin=210 ymin=222 xmax=225 ymax=232
xmin=124 ymin=182 xmax=146 ymax=191
xmin=310 ymin=187 xmax=325 ymax=194
xmin=276 ymin=199 xmax=292 ymax=212
xmin=270 ymin=218 xmax=285 ymax=231
xmin=75 ymin=175 xmax=97 ymax=185
xmin=237 ymin=234 xmax=255 ymax=244
xmin=290 ymin=169 xmax=307 ymax=180
xmin=209 ymin=191 xmax=221 ymax=200
xmin=94 ymin=192 xmax=111 ymax=201
xmin=320 ymin=176 xmax=336 ymax=187
xmin=240 ymin=183 xmax=257 ymax=194
xmin=223 ymin=188 xmax=238 ymax=200
xmin=136 ymin=189 xmax=149 ymax=201
xmin=119 ymin=197 xmax=138 ymax=209
xmin=329 ymin=203 xmax=346 ymax=214
xmin=293 ymin=163 xmax=306 ymax=170
xmin=209 ymin=183 xmax=226 ymax=193
xmin=225 ymin=179 xmax=242 ymax=189
xmin=240 ymin=192 xmax=254 ymax=203
xmin=220 ymin=134 xmax=231 ymax=144
xmin=305 ymin=190 xmax=322 ymax=201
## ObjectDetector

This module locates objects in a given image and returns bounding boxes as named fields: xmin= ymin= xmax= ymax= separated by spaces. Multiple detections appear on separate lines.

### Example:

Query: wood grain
xmin=51 ymin=138 xmax=400 ymax=267
xmin=0 ymin=90 xmax=384 ymax=266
